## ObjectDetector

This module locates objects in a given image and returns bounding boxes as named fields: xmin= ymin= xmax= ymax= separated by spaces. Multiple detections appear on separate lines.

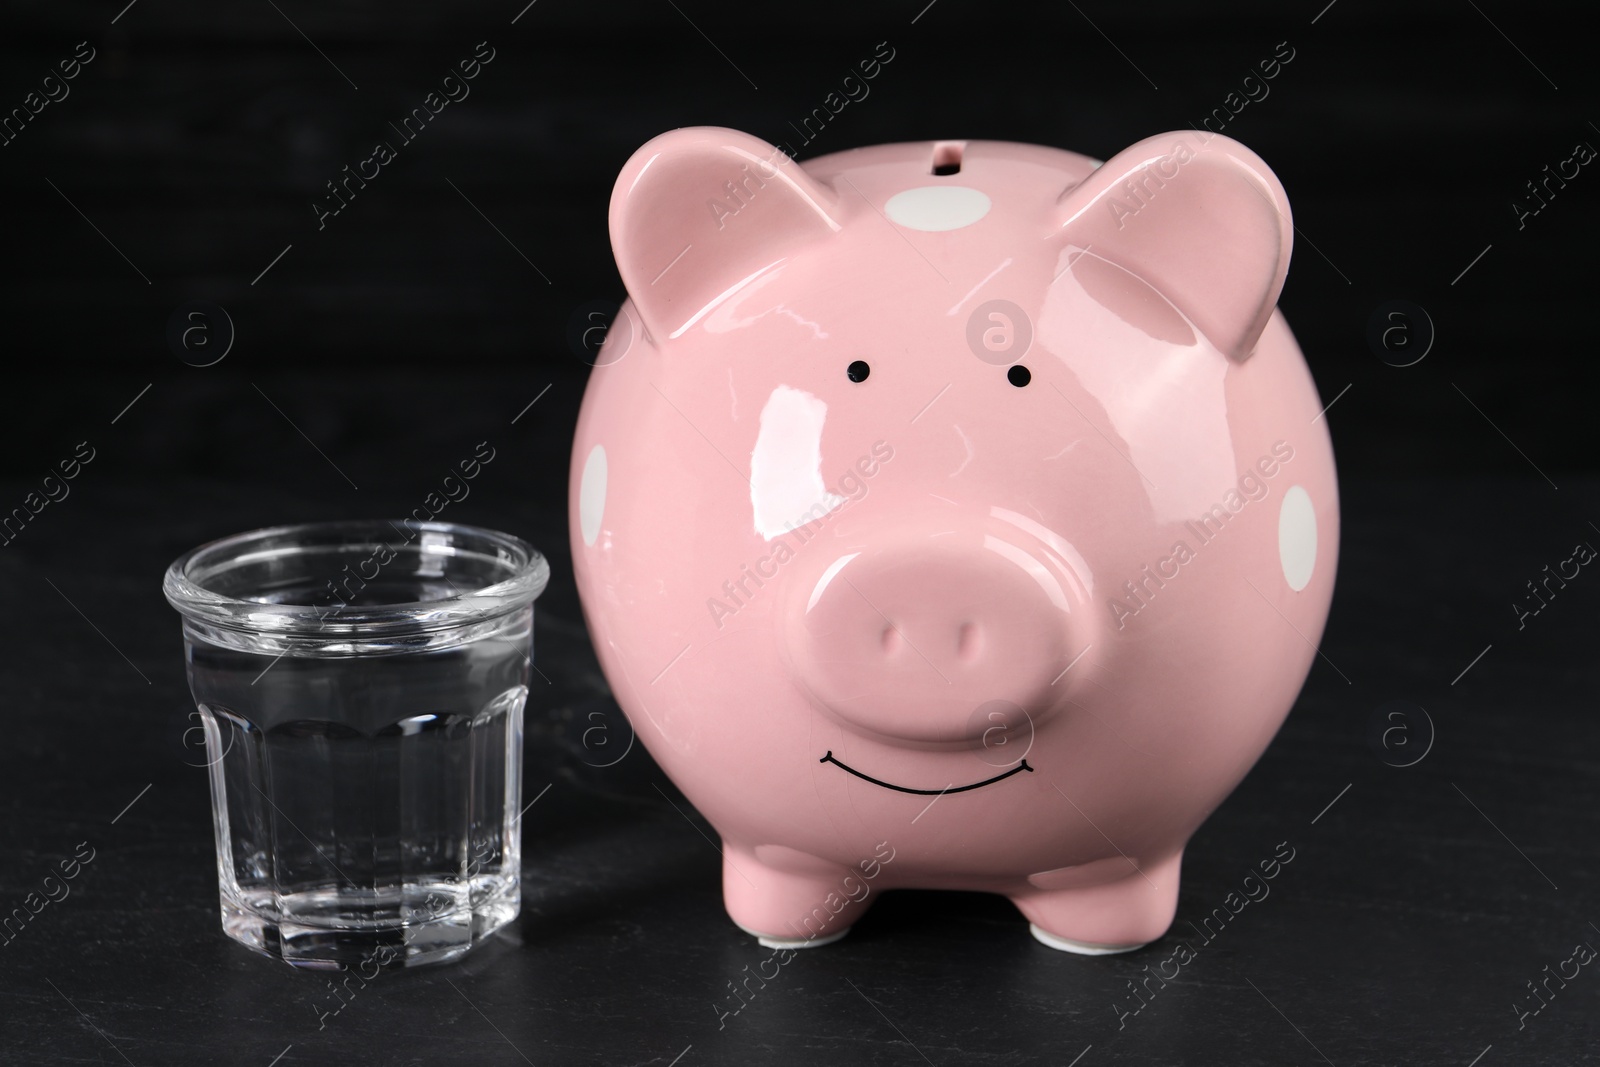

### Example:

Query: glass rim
xmin=162 ymin=519 xmax=549 ymax=637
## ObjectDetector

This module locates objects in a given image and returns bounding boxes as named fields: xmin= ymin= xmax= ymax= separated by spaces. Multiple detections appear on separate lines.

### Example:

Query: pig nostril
xmin=881 ymin=625 xmax=901 ymax=654
xmin=957 ymin=621 xmax=981 ymax=660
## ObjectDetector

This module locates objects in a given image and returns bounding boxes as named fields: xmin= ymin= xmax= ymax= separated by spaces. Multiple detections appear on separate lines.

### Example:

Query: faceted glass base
xmin=221 ymin=875 xmax=520 ymax=970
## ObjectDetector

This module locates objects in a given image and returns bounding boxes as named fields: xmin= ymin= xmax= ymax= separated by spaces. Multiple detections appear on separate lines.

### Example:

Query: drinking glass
xmin=163 ymin=520 xmax=549 ymax=969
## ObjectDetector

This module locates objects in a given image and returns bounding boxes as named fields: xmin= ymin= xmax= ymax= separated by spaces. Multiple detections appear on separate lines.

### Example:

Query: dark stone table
xmin=3 ymin=458 xmax=1595 ymax=1065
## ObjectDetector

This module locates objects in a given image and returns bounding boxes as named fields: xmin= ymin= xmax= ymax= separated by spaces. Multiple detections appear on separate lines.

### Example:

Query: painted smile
xmin=818 ymin=751 xmax=1034 ymax=795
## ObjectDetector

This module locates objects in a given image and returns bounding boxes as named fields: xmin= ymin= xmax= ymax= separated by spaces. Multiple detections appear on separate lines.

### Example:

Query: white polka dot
xmin=1279 ymin=485 xmax=1316 ymax=592
xmin=579 ymin=444 xmax=607 ymax=547
xmin=883 ymin=186 xmax=991 ymax=231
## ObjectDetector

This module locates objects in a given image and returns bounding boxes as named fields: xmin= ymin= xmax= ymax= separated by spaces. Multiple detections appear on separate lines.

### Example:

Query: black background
xmin=1 ymin=1 xmax=1596 ymax=1064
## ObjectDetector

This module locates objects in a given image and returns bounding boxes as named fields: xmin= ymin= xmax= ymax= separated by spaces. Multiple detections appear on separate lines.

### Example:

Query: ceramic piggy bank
xmin=570 ymin=126 xmax=1337 ymax=953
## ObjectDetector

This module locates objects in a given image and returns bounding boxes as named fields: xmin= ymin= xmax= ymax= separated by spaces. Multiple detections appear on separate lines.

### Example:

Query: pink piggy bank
xmin=570 ymin=126 xmax=1337 ymax=953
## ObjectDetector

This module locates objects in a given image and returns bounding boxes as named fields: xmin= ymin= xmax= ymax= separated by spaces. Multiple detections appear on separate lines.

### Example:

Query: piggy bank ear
xmin=1055 ymin=132 xmax=1291 ymax=362
xmin=610 ymin=126 xmax=842 ymax=343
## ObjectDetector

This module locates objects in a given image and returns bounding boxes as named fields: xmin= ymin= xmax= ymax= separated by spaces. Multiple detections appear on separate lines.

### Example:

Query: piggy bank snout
xmin=783 ymin=535 xmax=1084 ymax=746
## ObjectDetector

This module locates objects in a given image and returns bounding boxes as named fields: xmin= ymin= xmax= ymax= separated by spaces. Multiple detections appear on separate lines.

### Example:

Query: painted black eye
xmin=847 ymin=360 xmax=871 ymax=383
xmin=1008 ymin=364 xmax=1031 ymax=387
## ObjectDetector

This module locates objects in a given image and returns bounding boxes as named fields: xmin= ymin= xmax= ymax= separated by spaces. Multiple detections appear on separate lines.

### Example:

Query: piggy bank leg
xmin=722 ymin=843 xmax=872 ymax=949
xmin=1013 ymin=851 xmax=1183 ymax=954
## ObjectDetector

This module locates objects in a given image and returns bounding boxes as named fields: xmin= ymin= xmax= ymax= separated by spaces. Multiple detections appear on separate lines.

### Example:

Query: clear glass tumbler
xmin=163 ymin=521 xmax=549 ymax=969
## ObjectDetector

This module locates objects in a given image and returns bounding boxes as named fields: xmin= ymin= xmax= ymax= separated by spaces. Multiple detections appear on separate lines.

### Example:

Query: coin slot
xmin=931 ymin=141 xmax=965 ymax=175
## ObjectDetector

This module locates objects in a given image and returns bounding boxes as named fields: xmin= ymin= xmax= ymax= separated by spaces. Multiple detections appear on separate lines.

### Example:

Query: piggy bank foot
xmin=735 ymin=923 xmax=851 ymax=951
xmin=1013 ymin=851 xmax=1182 ymax=955
xmin=722 ymin=844 xmax=872 ymax=950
